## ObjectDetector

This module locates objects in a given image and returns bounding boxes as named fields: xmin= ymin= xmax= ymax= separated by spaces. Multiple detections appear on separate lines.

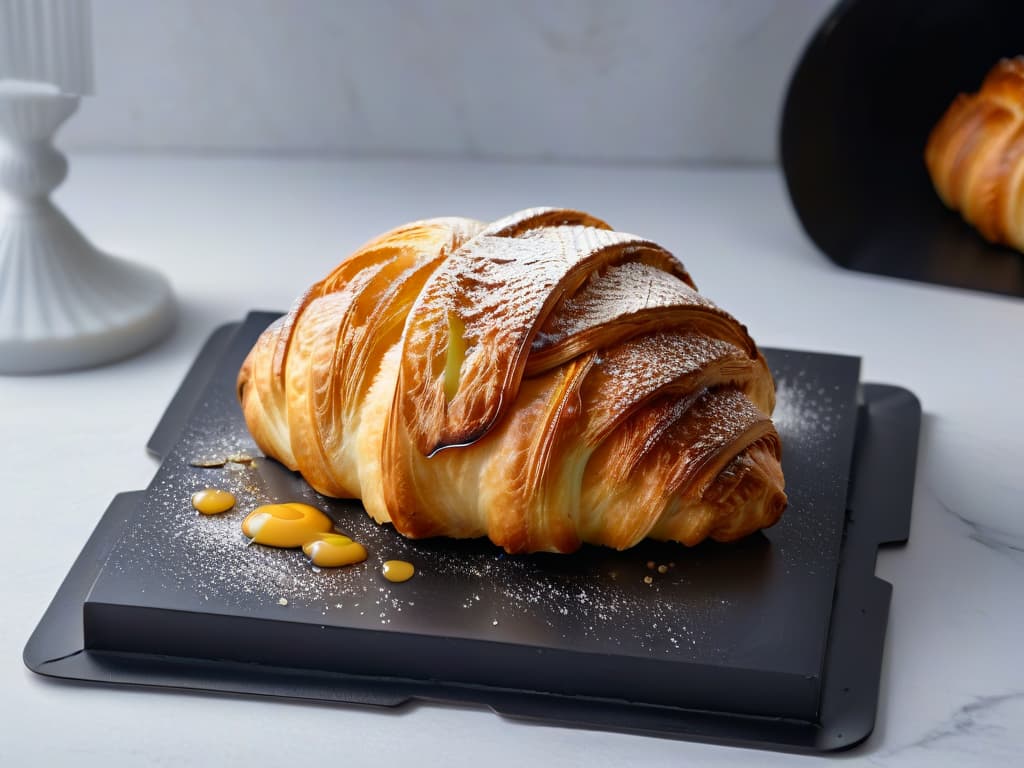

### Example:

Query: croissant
xmin=238 ymin=208 xmax=786 ymax=554
xmin=925 ymin=56 xmax=1024 ymax=252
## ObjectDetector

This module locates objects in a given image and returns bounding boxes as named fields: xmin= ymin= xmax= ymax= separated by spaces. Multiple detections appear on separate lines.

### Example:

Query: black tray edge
xmin=813 ymin=383 xmax=921 ymax=751
xmin=25 ymin=327 xmax=921 ymax=755
xmin=146 ymin=317 xmax=250 ymax=459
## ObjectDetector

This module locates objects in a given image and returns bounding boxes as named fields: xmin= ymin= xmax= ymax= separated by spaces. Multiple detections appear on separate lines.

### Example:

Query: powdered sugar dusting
xmin=772 ymin=372 xmax=842 ymax=446
xmin=94 ymin=316 xmax=861 ymax=679
xmin=109 ymin=431 xmax=736 ymax=654
xmin=534 ymin=261 xmax=719 ymax=349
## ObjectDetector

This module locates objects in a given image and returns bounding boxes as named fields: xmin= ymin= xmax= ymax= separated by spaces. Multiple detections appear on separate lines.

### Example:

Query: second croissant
xmin=238 ymin=208 xmax=787 ymax=554
xmin=926 ymin=56 xmax=1024 ymax=253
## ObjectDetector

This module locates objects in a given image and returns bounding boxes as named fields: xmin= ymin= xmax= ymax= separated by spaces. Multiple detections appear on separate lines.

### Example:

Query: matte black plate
xmin=781 ymin=0 xmax=1024 ymax=298
xmin=25 ymin=314 xmax=920 ymax=753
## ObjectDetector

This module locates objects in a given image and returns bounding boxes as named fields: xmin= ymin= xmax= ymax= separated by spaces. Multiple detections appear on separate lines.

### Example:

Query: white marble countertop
xmin=3 ymin=153 xmax=1022 ymax=766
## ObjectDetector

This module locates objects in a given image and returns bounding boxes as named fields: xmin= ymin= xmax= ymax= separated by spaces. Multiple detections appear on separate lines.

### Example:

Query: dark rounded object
xmin=781 ymin=0 xmax=1024 ymax=297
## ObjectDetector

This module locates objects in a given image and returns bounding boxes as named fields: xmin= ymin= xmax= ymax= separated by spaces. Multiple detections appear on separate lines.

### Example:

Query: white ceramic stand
xmin=0 ymin=82 xmax=174 ymax=374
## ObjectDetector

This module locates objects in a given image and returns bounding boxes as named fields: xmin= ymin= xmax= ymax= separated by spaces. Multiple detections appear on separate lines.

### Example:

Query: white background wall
xmin=65 ymin=0 xmax=833 ymax=163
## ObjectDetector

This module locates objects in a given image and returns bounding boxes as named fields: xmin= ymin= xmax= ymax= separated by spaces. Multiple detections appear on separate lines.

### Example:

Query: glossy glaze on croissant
xmin=238 ymin=208 xmax=786 ymax=554
xmin=925 ymin=56 xmax=1024 ymax=252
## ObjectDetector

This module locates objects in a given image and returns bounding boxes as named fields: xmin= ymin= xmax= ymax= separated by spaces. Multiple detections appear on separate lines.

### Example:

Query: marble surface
xmin=2 ymin=153 xmax=1022 ymax=766
xmin=67 ymin=0 xmax=832 ymax=162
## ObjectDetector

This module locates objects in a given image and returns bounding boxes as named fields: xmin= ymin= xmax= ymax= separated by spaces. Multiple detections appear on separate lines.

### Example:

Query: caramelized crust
xmin=239 ymin=208 xmax=787 ymax=553
xmin=396 ymin=226 xmax=694 ymax=456
xmin=527 ymin=261 xmax=756 ymax=376
xmin=926 ymin=57 xmax=1024 ymax=251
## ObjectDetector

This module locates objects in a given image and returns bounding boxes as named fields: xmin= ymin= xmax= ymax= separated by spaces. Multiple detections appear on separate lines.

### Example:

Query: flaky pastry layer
xmin=926 ymin=56 xmax=1024 ymax=252
xmin=238 ymin=208 xmax=787 ymax=553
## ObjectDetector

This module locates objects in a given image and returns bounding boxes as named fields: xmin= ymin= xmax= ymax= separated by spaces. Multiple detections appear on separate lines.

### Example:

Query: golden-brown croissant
xmin=238 ymin=208 xmax=786 ymax=554
xmin=925 ymin=56 xmax=1024 ymax=252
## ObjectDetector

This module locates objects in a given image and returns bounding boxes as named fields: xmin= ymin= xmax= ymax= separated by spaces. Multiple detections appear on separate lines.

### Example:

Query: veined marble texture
xmin=866 ymin=482 xmax=1024 ymax=768
xmin=65 ymin=0 xmax=832 ymax=162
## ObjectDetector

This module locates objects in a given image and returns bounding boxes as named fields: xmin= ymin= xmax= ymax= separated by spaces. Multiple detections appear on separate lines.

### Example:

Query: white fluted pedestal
xmin=0 ymin=83 xmax=174 ymax=374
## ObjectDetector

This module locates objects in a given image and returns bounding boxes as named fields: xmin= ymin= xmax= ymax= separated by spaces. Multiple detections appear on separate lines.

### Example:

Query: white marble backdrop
xmin=65 ymin=0 xmax=833 ymax=162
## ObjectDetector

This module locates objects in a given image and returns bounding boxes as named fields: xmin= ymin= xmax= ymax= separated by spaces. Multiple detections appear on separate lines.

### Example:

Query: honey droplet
xmin=382 ymin=560 xmax=415 ymax=583
xmin=302 ymin=533 xmax=367 ymax=568
xmin=191 ymin=488 xmax=235 ymax=515
xmin=190 ymin=456 xmax=226 ymax=468
xmin=241 ymin=503 xmax=333 ymax=548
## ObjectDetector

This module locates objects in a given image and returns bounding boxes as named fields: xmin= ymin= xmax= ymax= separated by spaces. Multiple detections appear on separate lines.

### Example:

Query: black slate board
xmin=781 ymin=0 xmax=1024 ymax=298
xmin=25 ymin=313 xmax=921 ymax=753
